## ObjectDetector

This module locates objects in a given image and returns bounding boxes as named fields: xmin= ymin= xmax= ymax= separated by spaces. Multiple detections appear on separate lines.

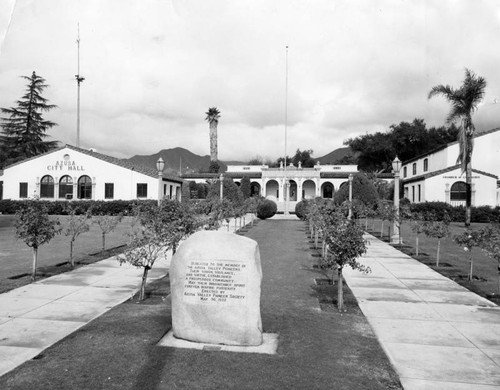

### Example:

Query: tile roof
xmin=4 ymin=144 xmax=183 ymax=183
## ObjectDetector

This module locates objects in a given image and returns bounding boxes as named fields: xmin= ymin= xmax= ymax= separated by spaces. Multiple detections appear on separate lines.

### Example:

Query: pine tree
xmin=0 ymin=71 xmax=59 ymax=166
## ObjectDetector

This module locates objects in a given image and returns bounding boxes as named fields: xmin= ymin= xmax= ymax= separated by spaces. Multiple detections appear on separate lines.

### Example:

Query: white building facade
xmin=401 ymin=127 xmax=500 ymax=207
xmin=0 ymin=145 xmax=183 ymax=202
xmin=183 ymin=162 xmax=360 ymax=212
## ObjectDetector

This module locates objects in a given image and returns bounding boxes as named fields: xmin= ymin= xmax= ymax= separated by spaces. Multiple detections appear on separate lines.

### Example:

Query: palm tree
xmin=205 ymin=107 xmax=221 ymax=163
xmin=428 ymin=68 xmax=486 ymax=226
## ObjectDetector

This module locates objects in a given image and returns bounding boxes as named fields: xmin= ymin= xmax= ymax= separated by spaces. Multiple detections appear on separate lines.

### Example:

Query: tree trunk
xmin=139 ymin=267 xmax=150 ymax=301
xmin=337 ymin=268 xmax=344 ymax=312
xmin=381 ymin=221 xmax=384 ymax=238
xmin=31 ymin=247 xmax=38 ymax=281
xmin=102 ymin=232 xmax=106 ymax=251
xmin=314 ymin=230 xmax=319 ymax=249
xmin=70 ymin=240 xmax=75 ymax=267
xmin=465 ymin=160 xmax=472 ymax=227
xmin=210 ymin=124 xmax=218 ymax=162
xmin=468 ymin=254 xmax=474 ymax=281
xmin=436 ymin=239 xmax=441 ymax=267
xmin=415 ymin=235 xmax=419 ymax=256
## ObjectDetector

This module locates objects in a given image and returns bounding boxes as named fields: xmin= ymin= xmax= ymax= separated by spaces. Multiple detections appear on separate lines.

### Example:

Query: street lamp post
xmin=348 ymin=173 xmax=353 ymax=220
xmin=156 ymin=157 xmax=165 ymax=207
xmin=391 ymin=156 xmax=402 ymax=244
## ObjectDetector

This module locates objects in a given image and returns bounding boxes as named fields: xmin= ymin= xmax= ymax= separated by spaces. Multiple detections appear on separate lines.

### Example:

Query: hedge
xmin=0 ymin=199 xmax=157 ymax=216
xmin=409 ymin=202 xmax=500 ymax=223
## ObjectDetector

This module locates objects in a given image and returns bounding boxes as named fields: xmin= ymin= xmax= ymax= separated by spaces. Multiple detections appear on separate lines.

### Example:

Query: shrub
xmin=295 ymin=200 xmax=309 ymax=220
xmin=257 ymin=199 xmax=277 ymax=219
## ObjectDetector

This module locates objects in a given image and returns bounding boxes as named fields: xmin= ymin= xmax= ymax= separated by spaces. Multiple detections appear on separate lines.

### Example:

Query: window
xmin=78 ymin=176 xmax=92 ymax=199
xmin=403 ymin=166 xmax=407 ymax=178
xmin=412 ymin=163 xmax=417 ymax=175
xmin=450 ymin=181 xmax=467 ymax=201
xmin=105 ymin=183 xmax=114 ymax=199
xmin=423 ymin=158 xmax=428 ymax=172
xmin=19 ymin=182 xmax=28 ymax=198
xmin=40 ymin=175 xmax=54 ymax=198
xmin=169 ymin=185 xmax=173 ymax=199
xmin=137 ymin=183 xmax=148 ymax=198
xmin=418 ymin=184 xmax=421 ymax=202
xmin=59 ymin=176 xmax=73 ymax=199
xmin=412 ymin=186 xmax=415 ymax=202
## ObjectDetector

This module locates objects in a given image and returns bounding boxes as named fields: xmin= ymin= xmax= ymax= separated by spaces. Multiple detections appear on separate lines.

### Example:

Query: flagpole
xmin=284 ymin=45 xmax=289 ymax=215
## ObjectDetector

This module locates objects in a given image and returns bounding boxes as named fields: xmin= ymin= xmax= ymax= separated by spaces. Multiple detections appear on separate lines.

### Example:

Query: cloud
xmin=1 ymin=0 xmax=500 ymax=163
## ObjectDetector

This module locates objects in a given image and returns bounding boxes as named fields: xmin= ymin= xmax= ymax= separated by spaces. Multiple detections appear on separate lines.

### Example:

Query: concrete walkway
xmin=0 ymin=215 xmax=251 ymax=378
xmin=0 ymin=255 xmax=171 ymax=377
xmin=344 ymin=233 xmax=500 ymax=390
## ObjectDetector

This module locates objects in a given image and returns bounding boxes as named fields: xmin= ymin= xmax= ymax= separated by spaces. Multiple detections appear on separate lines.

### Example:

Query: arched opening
xmin=450 ymin=181 xmax=467 ymax=201
xmin=40 ymin=175 xmax=54 ymax=198
xmin=78 ymin=175 xmax=92 ymax=199
xmin=59 ymin=175 xmax=73 ymax=199
xmin=265 ymin=180 xmax=279 ymax=199
xmin=302 ymin=180 xmax=316 ymax=200
xmin=250 ymin=182 xmax=261 ymax=197
xmin=321 ymin=182 xmax=334 ymax=199
xmin=289 ymin=180 xmax=298 ymax=201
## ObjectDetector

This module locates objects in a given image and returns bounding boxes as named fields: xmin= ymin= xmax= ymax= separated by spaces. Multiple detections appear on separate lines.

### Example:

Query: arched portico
xmin=265 ymin=179 xmax=279 ymax=199
xmin=321 ymin=182 xmax=334 ymax=199
xmin=250 ymin=181 xmax=261 ymax=197
xmin=302 ymin=180 xmax=316 ymax=200
xmin=289 ymin=180 xmax=298 ymax=201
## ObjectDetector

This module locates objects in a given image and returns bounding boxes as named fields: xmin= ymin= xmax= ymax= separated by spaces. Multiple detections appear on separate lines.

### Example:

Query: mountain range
xmin=124 ymin=146 xmax=356 ymax=174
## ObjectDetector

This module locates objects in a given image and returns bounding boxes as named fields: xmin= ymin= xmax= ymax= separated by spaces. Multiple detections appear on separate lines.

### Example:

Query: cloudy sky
xmin=1 ymin=0 xmax=500 ymax=164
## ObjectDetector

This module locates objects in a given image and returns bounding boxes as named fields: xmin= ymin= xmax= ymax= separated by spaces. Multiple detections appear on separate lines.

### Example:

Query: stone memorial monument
xmin=170 ymin=231 xmax=263 ymax=346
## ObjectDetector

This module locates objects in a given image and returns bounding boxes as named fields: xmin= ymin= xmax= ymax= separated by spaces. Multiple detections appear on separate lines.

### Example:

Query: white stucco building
xmin=0 ymin=145 xmax=183 ymax=202
xmin=182 ymin=162 xmax=361 ymax=212
xmin=401 ymin=127 xmax=500 ymax=207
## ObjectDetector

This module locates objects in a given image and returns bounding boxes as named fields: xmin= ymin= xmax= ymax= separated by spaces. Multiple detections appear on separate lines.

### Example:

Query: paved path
xmin=0 ymin=256 xmax=171 ymax=377
xmin=344 ymin=233 xmax=500 ymax=390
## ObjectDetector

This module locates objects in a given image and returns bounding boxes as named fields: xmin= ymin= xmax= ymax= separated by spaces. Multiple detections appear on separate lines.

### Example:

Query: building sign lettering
xmin=183 ymin=260 xmax=247 ymax=305
xmin=47 ymin=160 xmax=84 ymax=172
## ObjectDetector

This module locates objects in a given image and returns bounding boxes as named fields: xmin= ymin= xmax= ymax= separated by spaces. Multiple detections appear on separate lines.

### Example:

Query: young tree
xmin=205 ymin=107 xmax=221 ymax=163
xmin=423 ymin=218 xmax=450 ymax=266
xmin=454 ymin=229 xmax=483 ymax=281
xmin=93 ymin=214 xmax=124 ymax=251
xmin=0 ymin=71 xmax=59 ymax=166
xmin=428 ymin=68 xmax=487 ymax=226
xmin=15 ymin=200 xmax=61 ymax=280
xmin=322 ymin=210 xmax=368 ymax=311
xmin=64 ymin=207 xmax=92 ymax=267
xmin=478 ymin=224 xmax=500 ymax=293
xmin=409 ymin=213 xmax=425 ymax=256
xmin=120 ymin=200 xmax=197 ymax=300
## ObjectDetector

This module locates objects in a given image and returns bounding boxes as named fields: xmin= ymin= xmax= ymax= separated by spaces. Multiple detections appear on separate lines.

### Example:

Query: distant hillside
xmin=124 ymin=147 xmax=244 ymax=174
xmin=316 ymin=147 xmax=357 ymax=165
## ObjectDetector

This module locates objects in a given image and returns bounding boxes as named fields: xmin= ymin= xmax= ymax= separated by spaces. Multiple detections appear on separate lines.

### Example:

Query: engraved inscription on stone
xmin=183 ymin=260 xmax=248 ymax=305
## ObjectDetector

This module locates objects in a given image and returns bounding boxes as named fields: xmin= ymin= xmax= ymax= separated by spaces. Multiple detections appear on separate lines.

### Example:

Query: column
xmin=297 ymin=179 xmax=303 ymax=201
xmin=54 ymin=177 xmax=59 ymax=199
xmin=471 ymin=183 xmax=476 ymax=206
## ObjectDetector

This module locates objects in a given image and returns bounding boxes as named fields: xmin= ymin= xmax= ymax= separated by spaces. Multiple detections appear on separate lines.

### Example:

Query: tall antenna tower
xmin=75 ymin=23 xmax=85 ymax=147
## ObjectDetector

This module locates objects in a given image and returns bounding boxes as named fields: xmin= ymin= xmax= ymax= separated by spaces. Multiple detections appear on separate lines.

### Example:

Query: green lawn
xmin=0 ymin=215 xmax=133 ymax=293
